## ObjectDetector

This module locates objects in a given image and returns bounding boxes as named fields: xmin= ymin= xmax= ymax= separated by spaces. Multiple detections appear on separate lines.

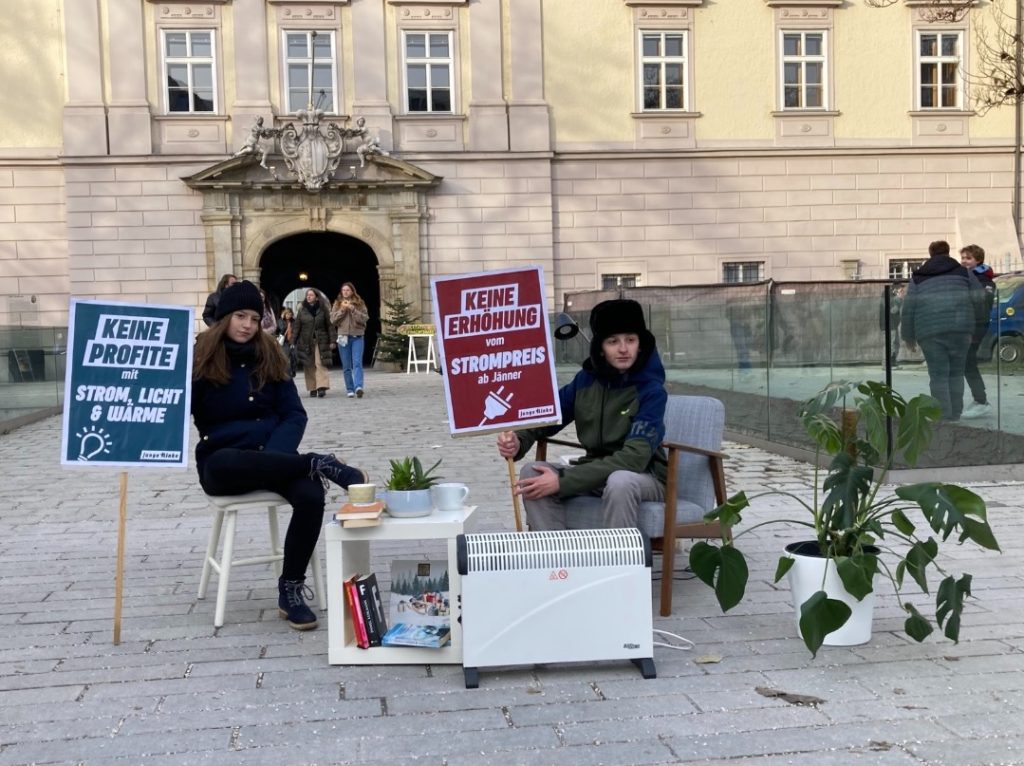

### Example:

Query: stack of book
xmin=344 ymin=573 xmax=388 ymax=649
xmin=335 ymin=500 xmax=385 ymax=528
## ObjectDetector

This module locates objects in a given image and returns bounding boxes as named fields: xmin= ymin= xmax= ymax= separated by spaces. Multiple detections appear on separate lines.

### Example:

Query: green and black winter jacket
xmin=513 ymin=346 xmax=668 ymax=498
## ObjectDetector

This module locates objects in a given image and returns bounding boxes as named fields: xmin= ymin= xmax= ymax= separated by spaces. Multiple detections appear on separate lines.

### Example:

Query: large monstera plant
xmin=689 ymin=380 xmax=1000 ymax=656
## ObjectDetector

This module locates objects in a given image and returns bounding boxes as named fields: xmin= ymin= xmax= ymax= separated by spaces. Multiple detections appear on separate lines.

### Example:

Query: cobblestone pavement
xmin=1 ymin=371 xmax=1022 ymax=765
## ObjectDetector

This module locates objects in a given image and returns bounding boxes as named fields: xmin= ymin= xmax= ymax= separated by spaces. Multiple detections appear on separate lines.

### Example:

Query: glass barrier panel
xmin=0 ymin=325 xmax=67 ymax=427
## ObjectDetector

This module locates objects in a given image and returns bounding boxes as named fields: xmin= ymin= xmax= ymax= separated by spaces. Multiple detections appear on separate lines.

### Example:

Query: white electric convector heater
xmin=456 ymin=528 xmax=655 ymax=688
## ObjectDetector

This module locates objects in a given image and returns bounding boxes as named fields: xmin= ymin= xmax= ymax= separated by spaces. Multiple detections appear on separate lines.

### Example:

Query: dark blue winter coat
xmin=191 ymin=341 xmax=307 ymax=475
xmin=901 ymin=255 xmax=982 ymax=344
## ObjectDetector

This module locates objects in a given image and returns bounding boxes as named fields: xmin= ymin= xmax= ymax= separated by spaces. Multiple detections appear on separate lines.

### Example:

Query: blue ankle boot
xmin=308 ymin=453 xmax=368 ymax=490
xmin=278 ymin=577 xmax=318 ymax=630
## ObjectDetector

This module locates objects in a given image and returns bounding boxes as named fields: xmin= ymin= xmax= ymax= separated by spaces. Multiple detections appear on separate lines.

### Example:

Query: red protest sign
xmin=431 ymin=267 xmax=561 ymax=435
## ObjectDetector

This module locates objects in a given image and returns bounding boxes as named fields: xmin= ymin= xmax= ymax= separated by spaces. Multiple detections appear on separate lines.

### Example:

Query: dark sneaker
xmin=278 ymin=577 xmax=318 ymax=630
xmin=356 ymin=387 xmax=364 ymax=398
xmin=309 ymin=390 xmax=317 ymax=398
xmin=309 ymin=453 xmax=368 ymax=490
xmin=317 ymin=388 xmax=326 ymax=398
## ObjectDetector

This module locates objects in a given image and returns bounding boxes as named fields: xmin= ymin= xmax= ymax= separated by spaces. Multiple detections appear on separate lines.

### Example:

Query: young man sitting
xmin=496 ymin=299 xmax=667 ymax=530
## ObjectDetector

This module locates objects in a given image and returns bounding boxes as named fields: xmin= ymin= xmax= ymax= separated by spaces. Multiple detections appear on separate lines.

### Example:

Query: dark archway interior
xmin=259 ymin=232 xmax=381 ymax=364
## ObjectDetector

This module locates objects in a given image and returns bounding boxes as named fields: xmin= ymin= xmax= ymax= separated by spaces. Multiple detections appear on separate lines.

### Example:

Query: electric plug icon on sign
xmin=478 ymin=386 xmax=514 ymax=427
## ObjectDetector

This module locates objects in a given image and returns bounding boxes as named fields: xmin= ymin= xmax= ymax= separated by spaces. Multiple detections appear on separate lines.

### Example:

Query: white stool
xmin=198 ymin=490 xmax=326 ymax=628
xmin=406 ymin=333 xmax=437 ymax=373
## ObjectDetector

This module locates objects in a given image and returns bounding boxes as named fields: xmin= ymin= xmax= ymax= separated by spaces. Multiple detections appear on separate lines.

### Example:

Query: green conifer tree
xmin=377 ymin=282 xmax=416 ymax=365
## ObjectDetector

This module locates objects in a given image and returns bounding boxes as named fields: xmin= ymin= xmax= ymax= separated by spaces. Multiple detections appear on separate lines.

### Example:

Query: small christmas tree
xmin=377 ymin=281 xmax=417 ymax=365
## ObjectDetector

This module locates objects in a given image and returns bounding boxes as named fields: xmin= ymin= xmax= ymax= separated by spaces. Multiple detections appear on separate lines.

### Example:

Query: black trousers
xmin=200 ymin=449 xmax=324 ymax=581
xmin=964 ymin=339 xmax=987 ymax=405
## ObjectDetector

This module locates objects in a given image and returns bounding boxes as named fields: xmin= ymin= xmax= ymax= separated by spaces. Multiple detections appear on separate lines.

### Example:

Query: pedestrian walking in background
xmin=191 ymin=280 xmax=367 ymax=630
xmin=258 ymin=287 xmax=277 ymax=334
xmin=900 ymin=240 xmax=982 ymax=421
xmin=295 ymin=288 xmax=336 ymax=398
xmin=330 ymin=282 xmax=370 ymax=398
xmin=201 ymin=273 xmax=237 ymax=327
xmin=880 ymin=284 xmax=905 ymax=368
xmin=960 ymin=244 xmax=997 ymax=419
xmin=278 ymin=306 xmax=298 ymax=377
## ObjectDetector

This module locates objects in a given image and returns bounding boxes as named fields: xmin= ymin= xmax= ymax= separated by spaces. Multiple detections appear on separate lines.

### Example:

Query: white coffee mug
xmin=348 ymin=483 xmax=376 ymax=504
xmin=431 ymin=482 xmax=469 ymax=512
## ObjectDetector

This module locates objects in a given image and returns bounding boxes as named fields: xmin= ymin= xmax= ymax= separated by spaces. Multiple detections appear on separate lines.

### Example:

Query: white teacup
xmin=431 ymin=482 xmax=469 ymax=512
xmin=348 ymin=483 xmax=376 ymax=504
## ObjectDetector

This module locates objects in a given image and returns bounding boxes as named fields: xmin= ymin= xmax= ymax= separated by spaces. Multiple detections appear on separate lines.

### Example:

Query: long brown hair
xmin=334 ymin=282 xmax=366 ymax=310
xmin=193 ymin=317 xmax=290 ymax=389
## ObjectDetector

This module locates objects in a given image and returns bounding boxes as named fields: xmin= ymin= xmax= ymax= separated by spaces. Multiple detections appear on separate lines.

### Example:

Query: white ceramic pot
xmin=785 ymin=541 xmax=876 ymax=646
xmin=382 ymin=489 xmax=434 ymax=518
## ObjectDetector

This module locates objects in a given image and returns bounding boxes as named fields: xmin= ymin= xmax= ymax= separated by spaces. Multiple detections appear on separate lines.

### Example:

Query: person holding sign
xmin=496 ymin=299 xmax=667 ymax=530
xmin=192 ymin=281 xmax=367 ymax=630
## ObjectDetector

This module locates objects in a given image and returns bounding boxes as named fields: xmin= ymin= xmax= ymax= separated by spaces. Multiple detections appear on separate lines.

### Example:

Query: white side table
xmin=405 ymin=333 xmax=437 ymax=373
xmin=324 ymin=505 xmax=479 ymax=665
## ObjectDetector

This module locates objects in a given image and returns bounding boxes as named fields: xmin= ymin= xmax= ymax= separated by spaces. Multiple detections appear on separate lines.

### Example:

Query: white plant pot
xmin=785 ymin=541 xmax=876 ymax=647
xmin=382 ymin=489 xmax=434 ymax=518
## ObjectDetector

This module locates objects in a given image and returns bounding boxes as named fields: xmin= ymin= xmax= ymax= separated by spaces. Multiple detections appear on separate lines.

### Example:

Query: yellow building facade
xmin=0 ymin=0 xmax=1020 ymax=333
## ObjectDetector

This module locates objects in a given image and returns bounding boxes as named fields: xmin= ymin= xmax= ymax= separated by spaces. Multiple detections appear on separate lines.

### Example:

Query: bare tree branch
xmin=864 ymin=0 xmax=974 ymax=23
xmin=969 ymin=2 xmax=1023 ymax=113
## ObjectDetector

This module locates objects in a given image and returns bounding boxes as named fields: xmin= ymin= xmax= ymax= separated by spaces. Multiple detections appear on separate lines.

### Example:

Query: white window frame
xmin=160 ymin=29 xmax=218 ymax=114
xmin=601 ymin=273 xmax=642 ymax=290
xmin=779 ymin=30 xmax=828 ymax=111
xmin=888 ymin=259 xmax=926 ymax=280
xmin=915 ymin=29 xmax=964 ymax=110
xmin=722 ymin=262 xmax=765 ymax=284
xmin=638 ymin=30 xmax=689 ymax=112
xmin=401 ymin=30 xmax=455 ymax=114
xmin=282 ymin=29 xmax=339 ymax=114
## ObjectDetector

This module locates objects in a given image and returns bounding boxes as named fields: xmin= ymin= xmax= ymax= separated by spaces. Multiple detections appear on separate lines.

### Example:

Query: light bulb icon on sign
xmin=479 ymin=385 xmax=514 ymax=427
xmin=76 ymin=426 xmax=112 ymax=462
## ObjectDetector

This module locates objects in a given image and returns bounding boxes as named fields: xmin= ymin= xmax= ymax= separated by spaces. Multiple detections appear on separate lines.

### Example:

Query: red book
xmin=344 ymin=576 xmax=369 ymax=649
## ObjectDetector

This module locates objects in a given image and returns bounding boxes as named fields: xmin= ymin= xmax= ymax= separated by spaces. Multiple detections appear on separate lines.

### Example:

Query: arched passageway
xmin=259 ymin=232 xmax=380 ymax=363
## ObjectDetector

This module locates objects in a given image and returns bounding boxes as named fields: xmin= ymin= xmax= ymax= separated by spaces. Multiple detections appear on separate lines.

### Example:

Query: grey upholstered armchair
xmin=534 ymin=395 xmax=728 ymax=616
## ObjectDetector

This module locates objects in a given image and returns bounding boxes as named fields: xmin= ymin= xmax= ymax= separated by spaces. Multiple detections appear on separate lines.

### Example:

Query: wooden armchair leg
xmin=659 ymin=532 xmax=675 ymax=617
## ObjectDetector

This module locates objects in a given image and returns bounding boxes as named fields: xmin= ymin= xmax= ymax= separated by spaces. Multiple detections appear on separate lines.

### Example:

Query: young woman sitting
xmin=191 ymin=280 xmax=367 ymax=629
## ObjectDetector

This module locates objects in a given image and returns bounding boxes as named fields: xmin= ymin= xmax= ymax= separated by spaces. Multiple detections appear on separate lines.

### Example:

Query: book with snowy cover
xmin=386 ymin=560 xmax=450 ymax=647
xmin=381 ymin=622 xmax=450 ymax=648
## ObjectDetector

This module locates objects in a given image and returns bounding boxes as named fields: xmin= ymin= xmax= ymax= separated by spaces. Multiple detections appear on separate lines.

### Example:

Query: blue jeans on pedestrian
xmin=340 ymin=334 xmax=365 ymax=393
xmin=918 ymin=334 xmax=970 ymax=421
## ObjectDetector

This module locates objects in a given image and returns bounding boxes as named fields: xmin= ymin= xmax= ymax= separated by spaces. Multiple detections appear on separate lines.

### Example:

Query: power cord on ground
xmin=652 ymin=629 xmax=695 ymax=652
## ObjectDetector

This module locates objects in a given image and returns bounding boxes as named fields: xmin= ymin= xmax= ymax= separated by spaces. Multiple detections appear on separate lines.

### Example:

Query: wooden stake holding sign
xmin=429 ymin=267 xmax=562 ymax=531
xmin=60 ymin=300 xmax=195 ymax=644
xmin=114 ymin=471 xmax=128 ymax=645
xmin=506 ymin=457 xmax=524 ymax=532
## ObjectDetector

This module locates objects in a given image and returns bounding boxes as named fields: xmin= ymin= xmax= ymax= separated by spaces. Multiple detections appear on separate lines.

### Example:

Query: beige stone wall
xmin=416 ymin=157 xmax=555 ymax=313
xmin=0 ymin=1 xmax=63 ymax=152
xmin=552 ymin=149 xmax=1018 ymax=298
xmin=0 ymin=167 xmax=68 ymax=326
xmin=63 ymin=163 xmax=208 ymax=321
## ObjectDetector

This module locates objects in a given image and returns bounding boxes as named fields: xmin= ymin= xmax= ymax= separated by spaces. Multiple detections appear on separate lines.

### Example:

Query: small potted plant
xmin=689 ymin=380 xmax=1001 ymax=656
xmin=383 ymin=456 xmax=443 ymax=517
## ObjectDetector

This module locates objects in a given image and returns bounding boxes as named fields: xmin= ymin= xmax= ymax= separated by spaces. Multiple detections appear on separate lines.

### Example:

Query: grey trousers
xmin=520 ymin=461 xmax=665 ymax=530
